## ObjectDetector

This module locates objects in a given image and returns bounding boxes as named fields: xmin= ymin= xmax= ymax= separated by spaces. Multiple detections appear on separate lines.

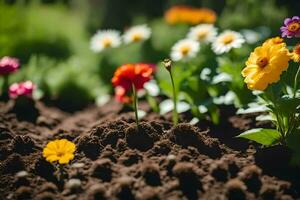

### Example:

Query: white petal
xmin=144 ymin=81 xmax=160 ymax=96
xmin=212 ymin=73 xmax=232 ymax=84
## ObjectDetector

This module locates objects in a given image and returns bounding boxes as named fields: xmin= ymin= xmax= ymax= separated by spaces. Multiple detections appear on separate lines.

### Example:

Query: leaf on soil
xmin=237 ymin=128 xmax=281 ymax=146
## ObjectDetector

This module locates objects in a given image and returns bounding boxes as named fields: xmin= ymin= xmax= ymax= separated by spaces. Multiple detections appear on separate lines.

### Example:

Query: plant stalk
xmin=168 ymin=69 xmax=178 ymax=125
xmin=56 ymin=164 xmax=66 ymax=190
xmin=1 ymin=75 xmax=9 ymax=101
xmin=132 ymin=83 xmax=139 ymax=128
xmin=293 ymin=65 xmax=300 ymax=98
xmin=268 ymin=86 xmax=286 ymax=143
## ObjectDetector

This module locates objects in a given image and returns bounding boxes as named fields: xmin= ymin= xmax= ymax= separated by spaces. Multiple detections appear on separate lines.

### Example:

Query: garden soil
xmin=0 ymin=100 xmax=299 ymax=200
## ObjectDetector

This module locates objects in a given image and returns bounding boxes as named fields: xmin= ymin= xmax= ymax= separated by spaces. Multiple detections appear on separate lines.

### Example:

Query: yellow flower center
xmin=180 ymin=46 xmax=190 ymax=55
xmin=132 ymin=33 xmax=142 ymax=42
xmin=197 ymin=31 xmax=208 ymax=40
xmin=102 ymin=38 xmax=112 ymax=48
xmin=57 ymin=151 xmax=65 ymax=157
xmin=222 ymin=34 xmax=234 ymax=45
xmin=288 ymin=22 xmax=300 ymax=32
xmin=256 ymin=57 xmax=268 ymax=68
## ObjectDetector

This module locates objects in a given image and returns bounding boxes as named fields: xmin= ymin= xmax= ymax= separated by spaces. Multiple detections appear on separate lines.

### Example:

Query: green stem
xmin=132 ymin=83 xmax=139 ymax=128
xmin=169 ymin=69 xmax=178 ymax=126
xmin=269 ymin=86 xmax=286 ymax=143
xmin=293 ymin=65 xmax=300 ymax=98
xmin=56 ymin=164 xmax=66 ymax=189
xmin=286 ymin=115 xmax=296 ymax=138
xmin=1 ymin=75 xmax=9 ymax=101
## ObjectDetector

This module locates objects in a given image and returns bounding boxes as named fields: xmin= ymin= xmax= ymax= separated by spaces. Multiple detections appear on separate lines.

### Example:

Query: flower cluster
xmin=164 ymin=5 xmax=216 ymax=25
xmin=170 ymin=25 xmax=245 ymax=61
xmin=90 ymin=24 xmax=151 ymax=53
xmin=43 ymin=139 xmax=76 ymax=164
xmin=241 ymin=16 xmax=300 ymax=91
xmin=0 ymin=56 xmax=19 ymax=76
xmin=9 ymin=81 xmax=36 ymax=99
xmin=238 ymin=16 xmax=300 ymax=151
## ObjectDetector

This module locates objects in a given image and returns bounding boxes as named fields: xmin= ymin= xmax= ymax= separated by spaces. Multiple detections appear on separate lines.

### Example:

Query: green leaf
xmin=237 ymin=128 xmax=282 ymax=146
xmin=146 ymin=95 xmax=159 ymax=113
xmin=277 ymin=95 xmax=300 ymax=115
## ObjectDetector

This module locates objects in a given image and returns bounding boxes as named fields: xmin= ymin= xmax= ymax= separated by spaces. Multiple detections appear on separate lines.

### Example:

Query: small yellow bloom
xmin=43 ymin=139 xmax=76 ymax=164
xmin=242 ymin=39 xmax=290 ymax=91
xmin=291 ymin=44 xmax=300 ymax=62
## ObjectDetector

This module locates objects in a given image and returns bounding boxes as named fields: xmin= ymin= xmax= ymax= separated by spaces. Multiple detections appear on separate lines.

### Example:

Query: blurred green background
xmin=0 ymin=0 xmax=299 ymax=111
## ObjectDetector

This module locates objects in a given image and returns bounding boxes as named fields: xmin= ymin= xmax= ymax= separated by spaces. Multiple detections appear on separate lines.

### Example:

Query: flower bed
xmin=0 ymin=100 xmax=299 ymax=199
xmin=0 ymin=2 xmax=300 ymax=199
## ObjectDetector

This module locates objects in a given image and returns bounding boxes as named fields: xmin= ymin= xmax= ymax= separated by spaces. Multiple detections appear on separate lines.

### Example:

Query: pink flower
xmin=280 ymin=16 xmax=300 ymax=38
xmin=0 ymin=57 xmax=20 ymax=76
xmin=9 ymin=81 xmax=36 ymax=99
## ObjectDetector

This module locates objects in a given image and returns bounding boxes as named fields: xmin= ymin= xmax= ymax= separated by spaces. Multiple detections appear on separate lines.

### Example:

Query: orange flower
xmin=164 ymin=5 xmax=216 ymax=25
xmin=291 ymin=43 xmax=300 ymax=62
xmin=112 ymin=63 xmax=154 ymax=91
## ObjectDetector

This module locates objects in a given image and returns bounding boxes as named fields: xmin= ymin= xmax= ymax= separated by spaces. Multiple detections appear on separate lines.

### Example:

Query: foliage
xmin=0 ymin=0 xmax=296 ymax=119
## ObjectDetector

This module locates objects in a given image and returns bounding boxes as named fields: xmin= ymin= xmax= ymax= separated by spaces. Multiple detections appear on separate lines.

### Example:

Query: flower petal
xmin=46 ymin=155 xmax=59 ymax=162
xmin=58 ymin=154 xmax=74 ymax=164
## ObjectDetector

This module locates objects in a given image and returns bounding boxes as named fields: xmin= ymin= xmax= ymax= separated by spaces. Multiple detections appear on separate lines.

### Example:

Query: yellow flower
xmin=242 ymin=39 xmax=290 ymax=91
xmin=291 ymin=44 xmax=300 ymax=62
xmin=263 ymin=37 xmax=284 ymax=46
xmin=43 ymin=139 xmax=76 ymax=164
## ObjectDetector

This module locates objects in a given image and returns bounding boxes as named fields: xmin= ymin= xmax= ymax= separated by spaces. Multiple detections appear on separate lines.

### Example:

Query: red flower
xmin=9 ymin=81 xmax=36 ymax=99
xmin=136 ymin=63 xmax=157 ymax=72
xmin=112 ymin=63 xmax=153 ymax=91
xmin=0 ymin=57 xmax=19 ymax=76
xmin=114 ymin=86 xmax=132 ymax=103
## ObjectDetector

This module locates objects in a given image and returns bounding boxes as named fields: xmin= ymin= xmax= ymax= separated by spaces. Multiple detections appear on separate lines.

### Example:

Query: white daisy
xmin=123 ymin=24 xmax=151 ymax=44
xmin=90 ymin=30 xmax=121 ymax=53
xmin=187 ymin=24 xmax=217 ymax=43
xmin=212 ymin=30 xmax=245 ymax=55
xmin=170 ymin=39 xmax=200 ymax=61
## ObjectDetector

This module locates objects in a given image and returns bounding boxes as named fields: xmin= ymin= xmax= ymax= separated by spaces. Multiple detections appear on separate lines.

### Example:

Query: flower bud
xmin=0 ymin=57 xmax=19 ymax=76
xmin=163 ymin=58 xmax=172 ymax=71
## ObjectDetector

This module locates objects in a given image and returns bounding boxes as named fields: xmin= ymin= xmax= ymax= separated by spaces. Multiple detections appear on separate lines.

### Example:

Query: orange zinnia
xmin=112 ymin=63 xmax=154 ymax=91
xmin=164 ymin=5 xmax=216 ymax=25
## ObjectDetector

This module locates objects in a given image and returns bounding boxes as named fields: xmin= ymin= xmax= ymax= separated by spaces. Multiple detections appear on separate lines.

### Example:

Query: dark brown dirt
xmin=0 ymin=100 xmax=300 ymax=200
